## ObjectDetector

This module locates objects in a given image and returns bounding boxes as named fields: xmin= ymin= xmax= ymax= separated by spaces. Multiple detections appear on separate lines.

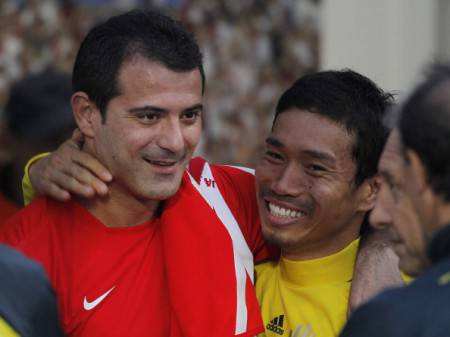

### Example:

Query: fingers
xmin=64 ymin=158 xmax=109 ymax=196
xmin=42 ymin=182 xmax=72 ymax=202
xmin=44 ymin=166 xmax=97 ymax=198
xmin=48 ymin=142 xmax=111 ymax=196
xmin=29 ymin=134 xmax=113 ymax=200
xmin=71 ymin=128 xmax=84 ymax=146
xmin=29 ymin=155 xmax=73 ymax=200
xmin=70 ymin=150 xmax=112 ymax=184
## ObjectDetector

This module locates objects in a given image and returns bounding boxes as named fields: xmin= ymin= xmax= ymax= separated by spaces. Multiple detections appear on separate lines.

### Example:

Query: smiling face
xmin=255 ymin=109 xmax=375 ymax=260
xmin=88 ymin=56 xmax=203 ymax=202
xmin=370 ymin=130 xmax=430 ymax=275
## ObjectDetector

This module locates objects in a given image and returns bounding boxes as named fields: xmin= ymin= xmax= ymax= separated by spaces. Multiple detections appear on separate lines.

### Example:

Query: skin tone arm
xmin=348 ymin=227 xmax=404 ymax=315
xmin=29 ymin=129 xmax=112 ymax=201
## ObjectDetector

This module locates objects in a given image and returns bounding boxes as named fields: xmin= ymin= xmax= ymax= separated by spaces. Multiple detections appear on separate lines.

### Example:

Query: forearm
xmin=348 ymin=228 xmax=403 ymax=314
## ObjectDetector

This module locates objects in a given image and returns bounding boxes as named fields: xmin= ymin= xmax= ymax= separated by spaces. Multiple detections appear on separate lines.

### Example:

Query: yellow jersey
xmin=256 ymin=239 xmax=359 ymax=337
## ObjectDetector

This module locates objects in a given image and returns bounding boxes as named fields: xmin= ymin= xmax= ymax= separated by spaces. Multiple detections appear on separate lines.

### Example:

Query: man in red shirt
xmin=1 ymin=10 xmax=267 ymax=337
xmin=2 ymin=9 xmax=402 ymax=337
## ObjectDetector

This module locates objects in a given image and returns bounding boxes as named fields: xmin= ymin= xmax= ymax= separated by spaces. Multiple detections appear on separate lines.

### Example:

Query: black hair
xmin=274 ymin=69 xmax=394 ymax=186
xmin=399 ymin=63 xmax=450 ymax=201
xmin=72 ymin=9 xmax=204 ymax=119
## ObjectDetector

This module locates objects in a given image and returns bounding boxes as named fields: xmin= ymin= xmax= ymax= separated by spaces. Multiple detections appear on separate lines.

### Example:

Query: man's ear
xmin=405 ymin=149 xmax=428 ymax=193
xmin=357 ymin=175 xmax=381 ymax=212
xmin=71 ymin=92 xmax=99 ymax=138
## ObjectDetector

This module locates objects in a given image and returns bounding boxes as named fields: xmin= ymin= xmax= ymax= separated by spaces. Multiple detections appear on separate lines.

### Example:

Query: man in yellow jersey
xmin=20 ymin=69 xmax=402 ymax=335
xmin=339 ymin=64 xmax=450 ymax=337
xmin=254 ymin=69 xmax=396 ymax=337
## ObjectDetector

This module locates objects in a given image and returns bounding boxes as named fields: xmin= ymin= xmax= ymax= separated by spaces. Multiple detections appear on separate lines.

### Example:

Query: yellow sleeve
xmin=400 ymin=271 xmax=414 ymax=285
xmin=22 ymin=152 xmax=51 ymax=206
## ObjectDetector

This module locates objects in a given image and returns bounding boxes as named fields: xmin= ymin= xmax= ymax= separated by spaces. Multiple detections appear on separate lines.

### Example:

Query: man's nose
xmin=271 ymin=163 xmax=308 ymax=197
xmin=157 ymin=119 xmax=185 ymax=154
xmin=369 ymin=192 xmax=392 ymax=230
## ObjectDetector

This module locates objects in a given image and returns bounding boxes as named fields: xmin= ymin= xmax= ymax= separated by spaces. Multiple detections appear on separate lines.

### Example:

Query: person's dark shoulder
xmin=0 ymin=244 xmax=63 ymax=336
xmin=405 ymin=258 xmax=450 ymax=336
xmin=0 ymin=243 xmax=48 ymax=284
xmin=342 ymin=262 xmax=450 ymax=337
xmin=340 ymin=285 xmax=408 ymax=337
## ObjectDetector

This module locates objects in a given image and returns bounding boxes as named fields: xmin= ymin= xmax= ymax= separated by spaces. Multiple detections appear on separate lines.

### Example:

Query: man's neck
xmin=79 ymin=183 xmax=161 ymax=228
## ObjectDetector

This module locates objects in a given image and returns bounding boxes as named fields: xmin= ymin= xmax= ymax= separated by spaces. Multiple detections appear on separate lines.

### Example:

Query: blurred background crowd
xmin=0 ymin=0 xmax=319 ymax=167
xmin=0 ymin=0 xmax=319 ymax=217
xmin=1 ymin=0 xmax=443 ymax=215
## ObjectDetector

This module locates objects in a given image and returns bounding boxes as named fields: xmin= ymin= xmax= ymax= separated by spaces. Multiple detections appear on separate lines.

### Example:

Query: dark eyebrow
xmin=266 ymin=137 xmax=336 ymax=164
xmin=266 ymin=136 xmax=284 ymax=148
xmin=128 ymin=104 xmax=203 ymax=114
xmin=128 ymin=105 xmax=165 ymax=114
xmin=302 ymin=149 xmax=336 ymax=165
xmin=183 ymin=104 xmax=203 ymax=113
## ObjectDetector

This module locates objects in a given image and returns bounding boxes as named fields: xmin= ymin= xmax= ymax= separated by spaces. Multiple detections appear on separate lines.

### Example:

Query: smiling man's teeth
xmin=146 ymin=159 xmax=175 ymax=166
xmin=153 ymin=161 xmax=173 ymax=166
xmin=268 ymin=203 xmax=303 ymax=218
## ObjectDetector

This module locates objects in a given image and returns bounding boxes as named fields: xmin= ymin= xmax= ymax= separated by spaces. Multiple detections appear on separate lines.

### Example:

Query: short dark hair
xmin=274 ymin=69 xmax=394 ymax=186
xmin=399 ymin=63 xmax=450 ymax=201
xmin=72 ymin=9 xmax=204 ymax=119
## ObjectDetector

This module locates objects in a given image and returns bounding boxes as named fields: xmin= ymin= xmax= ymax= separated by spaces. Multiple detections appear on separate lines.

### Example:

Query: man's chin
xmin=148 ymin=184 xmax=182 ymax=200
xmin=138 ymin=176 xmax=184 ymax=201
xmin=262 ymin=225 xmax=297 ymax=249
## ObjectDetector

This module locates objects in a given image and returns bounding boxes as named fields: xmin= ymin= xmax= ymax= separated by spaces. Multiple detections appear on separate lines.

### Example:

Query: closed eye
xmin=265 ymin=151 xmax=284 ymax=161
xmin=307 ymin=164 xmax=326 ymax=172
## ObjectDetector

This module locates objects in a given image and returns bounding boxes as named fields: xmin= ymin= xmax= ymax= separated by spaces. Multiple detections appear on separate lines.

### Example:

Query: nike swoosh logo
xmin=83 ymin=286 xmax=115 ymax=310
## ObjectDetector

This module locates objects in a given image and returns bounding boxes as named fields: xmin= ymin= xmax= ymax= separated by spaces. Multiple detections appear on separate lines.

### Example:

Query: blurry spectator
xmin=0 ymin=0 xmax=319 ymax=167
xmin=340 ymin=64 xmax=450 ymax=337
xmin=0 ymin=70 xmax=74 ymax=214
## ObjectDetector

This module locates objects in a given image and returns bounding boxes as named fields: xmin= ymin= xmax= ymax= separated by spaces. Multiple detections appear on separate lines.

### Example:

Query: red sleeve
xmin=210 ymin=164 xmax=275 ymax=263
xmin=0 ymin=197 xmax=57 ymax=285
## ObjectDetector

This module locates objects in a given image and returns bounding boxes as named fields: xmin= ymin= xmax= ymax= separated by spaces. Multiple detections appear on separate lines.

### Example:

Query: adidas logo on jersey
xmin=266 ymin=314 xmax=285 ymax=335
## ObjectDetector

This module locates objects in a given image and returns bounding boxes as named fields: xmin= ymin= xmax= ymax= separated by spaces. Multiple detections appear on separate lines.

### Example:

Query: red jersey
xmin=164 ymin=159 xmax=269 ymax=337
xmin=0 ymin=158 xmax=269 ymax=337
xmin=1 ymin=197 xmax=171 ymax=337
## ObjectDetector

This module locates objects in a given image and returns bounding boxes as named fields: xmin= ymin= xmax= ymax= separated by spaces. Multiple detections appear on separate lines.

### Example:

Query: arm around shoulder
xmin=21 ymin=130 xmax=112 ymax=205
xmin=349 ymin=228 xmax=404 ymax=314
